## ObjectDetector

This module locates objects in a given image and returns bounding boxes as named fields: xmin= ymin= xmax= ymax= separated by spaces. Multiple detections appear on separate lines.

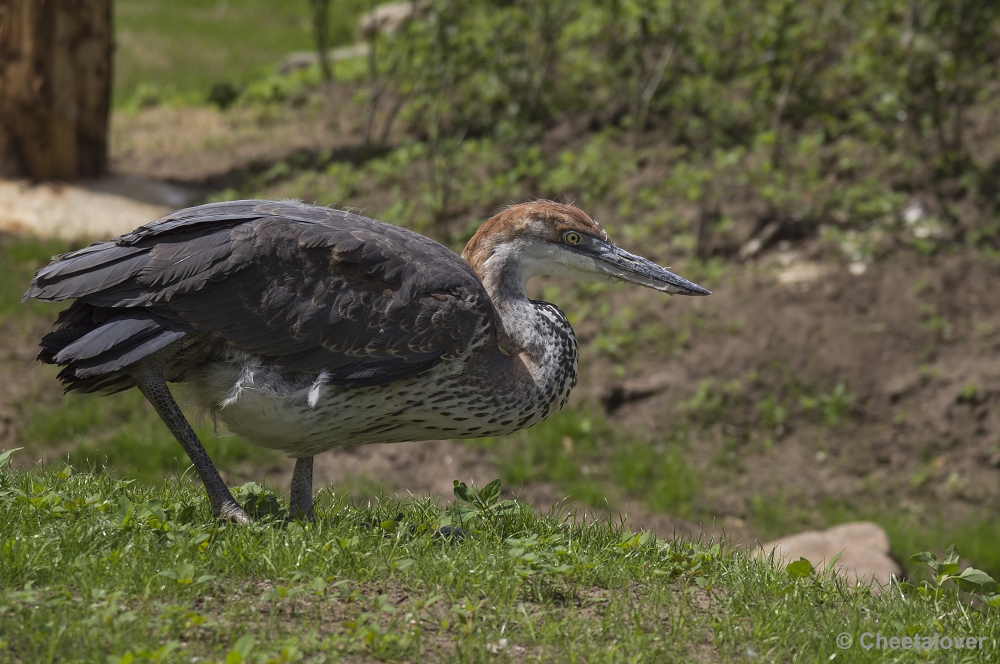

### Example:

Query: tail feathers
xmin=39 ymin=303 xmax=188 ymax=393
xmin=38 ymin=328 xmax=91 ymax=364
xmin=53 ymin=315 xmax=165 ymax=365
xmin=55 ymin=367 xmax=135 ymax=396
xmin=38 ymin=300 xmax=107 ymax=364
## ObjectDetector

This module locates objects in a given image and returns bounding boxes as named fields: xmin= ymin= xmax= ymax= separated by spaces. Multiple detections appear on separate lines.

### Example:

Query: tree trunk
xmin=0 ymin=0 xmax=112 ymax=179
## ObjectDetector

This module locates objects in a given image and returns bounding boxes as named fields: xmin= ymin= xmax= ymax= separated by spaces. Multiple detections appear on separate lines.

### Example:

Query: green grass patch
xmin=886 ymin=517 xmax=1000 ymax=583
xmin=485 ymin=409 xmax=701 ymax=516
xmin=612 ymin=441 xmax=700 ymax=516
xmin=113 ymin=0 xmax=370 ymax=106
xmin=858 ymin=510 xmax=1000 ymax=583
xmin=490 ymin=410 xmax=601 ymax=489
xmin=1 ymin=464 xmax=998 ymax=662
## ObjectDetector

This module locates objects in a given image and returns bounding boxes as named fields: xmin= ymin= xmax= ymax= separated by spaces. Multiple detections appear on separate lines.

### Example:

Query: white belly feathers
xmin=187 ymin=303 xmax=579 ymax=458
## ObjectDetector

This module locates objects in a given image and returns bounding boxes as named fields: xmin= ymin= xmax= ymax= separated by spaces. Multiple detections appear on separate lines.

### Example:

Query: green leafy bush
xmin=255 ymin=0 xmax=1000 ymax=254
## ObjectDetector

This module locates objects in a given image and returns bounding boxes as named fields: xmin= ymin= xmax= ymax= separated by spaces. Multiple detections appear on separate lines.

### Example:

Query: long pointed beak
xmin=594 ymin=244 xmax=711 ymax=295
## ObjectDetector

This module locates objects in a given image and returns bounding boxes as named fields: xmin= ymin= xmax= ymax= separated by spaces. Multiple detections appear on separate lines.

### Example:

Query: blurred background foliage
xmin=113 ymin=0 xmax=369 ymax=105
xmin=149 ymin=0 xmax=1000 ymax=265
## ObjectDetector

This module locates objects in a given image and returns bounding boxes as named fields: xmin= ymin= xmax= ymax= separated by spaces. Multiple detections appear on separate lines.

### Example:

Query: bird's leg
xmin=131 ymin=357 xmax=250 ymax=525
xmin=289 ymin=456 xmax=314 ymax=520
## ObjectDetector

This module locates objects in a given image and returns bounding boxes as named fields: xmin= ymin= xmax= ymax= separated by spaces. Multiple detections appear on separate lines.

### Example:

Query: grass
xmin=19 ymin=385 xmax=1000 ymax=587
xmin=113 ymin=0 xmax=371 ymax=106
xmin=1 ymin=462 xmax=998 ymax=663
xmin=480 ymin=410 xmax=701 ymax=515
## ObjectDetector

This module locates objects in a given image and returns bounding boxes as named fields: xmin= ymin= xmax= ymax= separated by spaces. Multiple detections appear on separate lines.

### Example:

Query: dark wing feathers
xmin=136 ymin=231 xmax=234 ymax=287
xmin=27 ymin=252 xmax=151 ymax=301
xmin=117 ymin=204 xmax=263 ymax=244
xmin=26 ymin=200 xmax=493 ymax=392
xmin=32 ymin=244 xmax=146 ymax=280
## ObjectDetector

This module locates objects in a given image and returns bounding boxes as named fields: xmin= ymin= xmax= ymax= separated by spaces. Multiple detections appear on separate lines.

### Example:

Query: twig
xmin=632 ymin=38 xmax=677 ymax=150
xmin=309 ymin=0 xmax=333 ymax=83
xmin=642 ymin=39 xmax=677 ymax=108
xmin=769 ymin=65 xmax=794 ymax=167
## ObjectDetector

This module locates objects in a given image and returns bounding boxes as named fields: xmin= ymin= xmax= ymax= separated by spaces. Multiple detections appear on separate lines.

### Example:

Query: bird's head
xmin=462 ymin=201 xmax=710 ymax=296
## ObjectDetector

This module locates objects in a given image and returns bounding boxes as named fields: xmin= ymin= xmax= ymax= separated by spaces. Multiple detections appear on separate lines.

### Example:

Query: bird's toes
xmin=435 ymin=525 xmax=467 ymax=540
xmin=219 ymin=503 xmax=253 ymax=525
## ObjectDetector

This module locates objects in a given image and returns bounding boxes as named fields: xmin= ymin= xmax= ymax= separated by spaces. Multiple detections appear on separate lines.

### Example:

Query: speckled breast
xmin=188 ymin=302 xmax=578 ymax=457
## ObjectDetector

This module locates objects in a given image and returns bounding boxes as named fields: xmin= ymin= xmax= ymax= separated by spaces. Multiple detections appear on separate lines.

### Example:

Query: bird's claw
xmin=218 ymin=502 xmax=252 ymax=525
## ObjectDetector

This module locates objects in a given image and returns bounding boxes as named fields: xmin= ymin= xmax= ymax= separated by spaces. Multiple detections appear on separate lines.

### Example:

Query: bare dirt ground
xmin=596 ymin=249 xmax=1000 ymax=521
xmin=3 ymin=103 xmax=999 ymax=549
xmin=109 ymin=86 xmax=371 ymax=185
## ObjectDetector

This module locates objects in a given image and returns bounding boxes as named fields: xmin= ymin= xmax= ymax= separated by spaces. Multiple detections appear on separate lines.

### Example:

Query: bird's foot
xmin=217 ymin=501 xmax=252 ymax=525
xmin=435 ymin=525 xmax=467 ymax=540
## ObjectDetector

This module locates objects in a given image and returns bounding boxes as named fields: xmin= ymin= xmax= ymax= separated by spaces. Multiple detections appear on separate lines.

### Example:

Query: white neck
xmin=467 ymin=236 xmax=580 ymax=418
xmin=478 ymin=241 xmax=552 ymax=359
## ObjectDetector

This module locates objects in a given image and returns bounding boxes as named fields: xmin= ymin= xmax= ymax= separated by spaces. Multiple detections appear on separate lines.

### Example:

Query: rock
xmin=358 ymin=2 xmax=423 ymax=39
xmin=279 ymin=3 xmax=424 ymax=76
xmin=776 ymin=261 xmax=829 ymax=285
xmin=738 ymin=221 xmax=780 ymax=260
xmin=758 ymin=522 xmax=901 ymax=589
xmin=277 ymin=52 xmax=319 ymax=75
xmin=0 ymin=177 xmax=174 ymax=240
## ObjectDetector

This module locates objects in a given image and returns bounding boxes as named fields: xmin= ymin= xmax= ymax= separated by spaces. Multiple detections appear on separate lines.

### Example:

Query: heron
xmin=24 ymin=199 xmax=709 ymax=523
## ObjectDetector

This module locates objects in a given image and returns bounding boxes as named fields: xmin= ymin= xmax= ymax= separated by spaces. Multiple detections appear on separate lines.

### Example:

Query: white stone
xmin=0 ymin=177 xmax=169 ymax=240
xmin=776 ymin=261 xmax=828 ymax=284
xmin=759 ymin=522 xmax=902 ymax=589
xmin=358 ymin=2 xmax=422 ymax=38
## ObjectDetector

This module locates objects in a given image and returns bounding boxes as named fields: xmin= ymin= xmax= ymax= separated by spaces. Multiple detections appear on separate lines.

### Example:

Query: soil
xmin=616 ymin=247 xmax=1000 ymax=522
xmin=109 ymin=85 xmax=377 ymax=187
xmin=3 ymin=103 xmax=1000 ymax=548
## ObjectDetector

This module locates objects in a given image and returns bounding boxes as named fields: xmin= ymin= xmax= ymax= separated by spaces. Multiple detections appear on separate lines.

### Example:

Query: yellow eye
xmin=564 ymin=231 xmax=581 ymax=245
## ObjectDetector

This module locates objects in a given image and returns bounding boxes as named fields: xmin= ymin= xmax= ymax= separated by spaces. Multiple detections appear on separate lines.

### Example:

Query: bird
xmin=23 ymin=199 xmax=709 ymax=523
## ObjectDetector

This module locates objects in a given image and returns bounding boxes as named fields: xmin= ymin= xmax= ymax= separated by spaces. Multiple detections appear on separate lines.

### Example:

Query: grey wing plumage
xmin=25 ymin=200 xmax=494 ymax=393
